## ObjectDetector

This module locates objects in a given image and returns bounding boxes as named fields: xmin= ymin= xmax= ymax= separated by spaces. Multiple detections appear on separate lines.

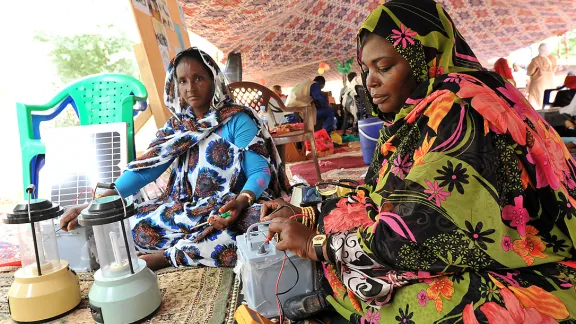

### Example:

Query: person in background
xmin=339 ymin=72 xmax=356 ymax=102
xmin=285 ymin=76 xmax=336 ymax=133
xmin=341 ymin=72 xmax=362 ymax=124
xmin=493 ymin=57 xmax=516 ymax=86
xmin=512 ymin=62 xmax=528 ymax=89
xmin=528 ymin=43 xmax=558 ymax=109
xmin=60 ymin=47 xmax=289 ymax=270
xmin=260 ymin=0 xmax=576 ymax=322
xmin=272 ymin=84 xmax=287 ymax=101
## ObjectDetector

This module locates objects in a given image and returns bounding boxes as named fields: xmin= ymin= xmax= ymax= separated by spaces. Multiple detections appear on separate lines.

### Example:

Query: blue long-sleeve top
xmin=115 ymin=112 xmax=271 ymax=199
xmin=310 ymin=82 xmax=330 ymax=110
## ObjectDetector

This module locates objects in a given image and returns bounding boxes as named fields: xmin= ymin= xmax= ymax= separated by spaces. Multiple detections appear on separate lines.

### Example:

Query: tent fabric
xmin=181 ymin=0 xmax=576 ymax=87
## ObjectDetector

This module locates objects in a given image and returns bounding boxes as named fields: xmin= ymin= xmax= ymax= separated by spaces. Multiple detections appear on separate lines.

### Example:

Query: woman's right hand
xmin=260 ymin=199 xmax=301 ymax=222
xmin=59 ymin=203 xmax=89 ymax=232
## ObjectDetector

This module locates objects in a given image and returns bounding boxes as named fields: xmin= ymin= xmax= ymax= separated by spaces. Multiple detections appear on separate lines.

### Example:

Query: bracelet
xmin=239 ymin=192 xmax=254 ymax=206
xmin=302 ymin=206 xmax=316 ymax=230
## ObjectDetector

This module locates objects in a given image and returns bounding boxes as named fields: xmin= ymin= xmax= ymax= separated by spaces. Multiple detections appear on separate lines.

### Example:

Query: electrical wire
xmin=73 ymin=187 xmax=95 ymax=205
xmin=272 ymin=213 xmax=312 ymax=323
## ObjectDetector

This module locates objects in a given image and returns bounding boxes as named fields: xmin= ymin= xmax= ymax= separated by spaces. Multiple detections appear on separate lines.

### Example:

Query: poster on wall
xmin=132 ymin=0 xmax=150 ymax=15
xmin=152 ymin=19 xmax=169 ymax=49
xmin=160 ymin=47 xmax=171 ymax=71
xmin=148 ymin=0 xmax=161 ymax=21
xmin=178 ymin=2 xmax=186 ymax=24
xmin=158 ymin=0 xmax=174 ymax=31
xmin=174 ymin=24 xmax=185 ymax=49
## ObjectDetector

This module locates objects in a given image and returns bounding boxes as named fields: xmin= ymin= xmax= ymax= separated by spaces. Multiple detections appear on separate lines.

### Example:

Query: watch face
xmin=313 ymin=235 xmax=326 ymax=244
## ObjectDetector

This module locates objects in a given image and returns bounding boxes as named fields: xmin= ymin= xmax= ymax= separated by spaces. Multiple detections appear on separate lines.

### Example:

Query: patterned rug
xmin=0 ymin=267 xmax=235 ymax=324
xmin=0 ymin=242 xmax=19 ymax=268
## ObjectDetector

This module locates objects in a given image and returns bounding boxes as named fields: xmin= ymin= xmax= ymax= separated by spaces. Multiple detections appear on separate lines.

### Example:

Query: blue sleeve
xmin=114 ymin=161 xmax=172 ymax=197
xmin=227 ymin=113 xmax=271 ymax=199
xmin=310 ymin=83 xmax=330 ymax=109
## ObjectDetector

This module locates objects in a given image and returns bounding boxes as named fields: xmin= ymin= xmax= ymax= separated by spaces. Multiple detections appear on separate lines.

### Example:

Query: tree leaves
xmin=34 ymin=26 xmax=138 ymax=85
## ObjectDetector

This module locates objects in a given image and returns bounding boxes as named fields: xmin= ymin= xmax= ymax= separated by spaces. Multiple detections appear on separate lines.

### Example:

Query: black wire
xmin=277 ymin=251 xmax=300 ymax=296
xmin=275 ymin=251 xmax=300 ymax=322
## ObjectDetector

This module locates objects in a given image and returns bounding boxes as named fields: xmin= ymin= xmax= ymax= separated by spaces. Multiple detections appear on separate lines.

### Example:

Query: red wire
xmin=73 ymin=188 xmax=95 ymax=205
xmin=276 ymin=252 xmax=288 ymax=323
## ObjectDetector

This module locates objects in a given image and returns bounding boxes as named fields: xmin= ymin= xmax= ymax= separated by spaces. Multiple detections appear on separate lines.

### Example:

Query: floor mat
xmin=0 ymin=266 xmax=234 ymax=324
xmin=0 ymin=243 xmax=19 ymax=268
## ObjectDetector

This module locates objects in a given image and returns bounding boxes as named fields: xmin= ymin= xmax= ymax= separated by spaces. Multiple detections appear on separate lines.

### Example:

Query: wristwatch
xmin=312 ymin=234 xmax=327 ymax=262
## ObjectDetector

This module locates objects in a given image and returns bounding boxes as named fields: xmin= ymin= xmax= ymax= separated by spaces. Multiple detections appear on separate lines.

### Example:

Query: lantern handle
xmin=109 ymin=185 xmax=136 ymax=275
xmin=96 ymin=182 xmax=115 ymax=190
xmin=26 ymin=184 xmax=36 ymax=198
xmin=92 ymin=182 xmax=116 ymax=200
xmin=27 ymin=185 xmax=42 ymax=276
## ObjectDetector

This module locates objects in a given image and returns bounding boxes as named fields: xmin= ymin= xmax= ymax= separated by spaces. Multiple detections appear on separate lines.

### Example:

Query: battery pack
xmin=236 ymin=222 xmax=316 ymax=318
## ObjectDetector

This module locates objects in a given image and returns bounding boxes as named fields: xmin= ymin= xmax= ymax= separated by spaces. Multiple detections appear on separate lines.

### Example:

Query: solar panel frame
xmin=39 ymin=123 xmax=128 ymax=208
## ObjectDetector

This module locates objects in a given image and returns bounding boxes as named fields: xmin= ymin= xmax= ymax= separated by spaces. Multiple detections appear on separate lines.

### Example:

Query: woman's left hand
xmin=210 ymin=197 xmax=250 ymax=230
xmin=267 ymin=218 xmax=317 ymax=260
xmin=139 ymin=252 xmax=170 ymax=271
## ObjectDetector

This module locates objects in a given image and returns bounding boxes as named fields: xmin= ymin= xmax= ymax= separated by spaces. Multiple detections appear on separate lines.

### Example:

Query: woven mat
xmin=0 ymin=267 xmax=235 ymax=324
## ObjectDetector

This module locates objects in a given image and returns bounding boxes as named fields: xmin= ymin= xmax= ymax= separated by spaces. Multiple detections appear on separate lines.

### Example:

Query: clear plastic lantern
xmin=7 ymin=198 xmax=63 ymax=276
xmin=78 ymin=183 xmax=161 ymax=324
xmin=79 ymin=195 xmax=139 ymax=278
xmin=3 ymin=185 xmax=81 ymax=323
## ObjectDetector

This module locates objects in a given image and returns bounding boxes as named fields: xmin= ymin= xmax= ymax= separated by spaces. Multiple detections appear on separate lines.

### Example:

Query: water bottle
xmin=259 ymin=106 xmax=269 ymax=130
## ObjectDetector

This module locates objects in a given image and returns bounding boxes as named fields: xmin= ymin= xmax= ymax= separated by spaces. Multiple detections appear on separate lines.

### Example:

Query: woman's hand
xmin=260 ymin=199 xmax=301 ymax=221
xmin=59 ymin=203 xmax=89 ymax=232
xmin=210 ymin=194 xmax=251 ymax=230
xmin=267 ymin=218 xmax=317 ymax=260
xmin=140 ymin=252 xmax=170 ymax=271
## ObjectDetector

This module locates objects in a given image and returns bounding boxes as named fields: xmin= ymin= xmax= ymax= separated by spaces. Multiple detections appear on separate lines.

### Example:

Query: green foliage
xmin=551 ymin=30 xmax=576 ymax=60
xmin=35 ymin=26 xmax=139 ymax=85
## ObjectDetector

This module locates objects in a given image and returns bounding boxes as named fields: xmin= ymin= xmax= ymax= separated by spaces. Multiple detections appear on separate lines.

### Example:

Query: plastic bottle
xmin=259 ymin=106 xmax=269 ymax=130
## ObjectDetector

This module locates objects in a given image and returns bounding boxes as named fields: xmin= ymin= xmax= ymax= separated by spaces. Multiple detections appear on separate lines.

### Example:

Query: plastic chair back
xmin=543 ymin=86 xmax=566 ymax=109
xmin=17 ymin=73 xmax=147 ymax=197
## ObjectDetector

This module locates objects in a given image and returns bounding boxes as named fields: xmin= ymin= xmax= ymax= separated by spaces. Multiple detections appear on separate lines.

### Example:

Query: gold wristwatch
xmin=312 ymin=234 xmax=327 ymax=261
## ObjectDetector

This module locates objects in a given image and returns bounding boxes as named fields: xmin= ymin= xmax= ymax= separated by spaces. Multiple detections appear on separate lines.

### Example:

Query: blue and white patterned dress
xmin=121 ymin=48 xmax=289 ymax=267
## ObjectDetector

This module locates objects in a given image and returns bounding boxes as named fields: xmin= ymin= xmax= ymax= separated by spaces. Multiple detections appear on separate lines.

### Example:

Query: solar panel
xmin=39 ymin=123 xmax=128 ymax=208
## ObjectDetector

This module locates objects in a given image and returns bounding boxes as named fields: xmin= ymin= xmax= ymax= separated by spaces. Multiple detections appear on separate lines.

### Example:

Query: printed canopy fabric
xmin=181 ymin=0 xmax=576 ymax=87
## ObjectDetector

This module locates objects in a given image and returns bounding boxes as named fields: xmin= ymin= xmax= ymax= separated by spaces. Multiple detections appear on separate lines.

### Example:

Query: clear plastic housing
xmin=92 ymin=219 xmax=139 ymax=278
xmin=18 ymin=219 xmax=61 ymax=277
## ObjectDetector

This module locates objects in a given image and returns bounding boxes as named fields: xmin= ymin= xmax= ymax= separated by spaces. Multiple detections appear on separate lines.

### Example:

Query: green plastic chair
xmin=17 ymin=73 xmax=148 ymax=197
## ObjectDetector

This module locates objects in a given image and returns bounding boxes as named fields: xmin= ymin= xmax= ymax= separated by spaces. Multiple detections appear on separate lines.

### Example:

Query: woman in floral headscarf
xmin=61 ymin=47 xmax=289 ymax=270
xmin=260 ymin=0 xmax=576 ymax=322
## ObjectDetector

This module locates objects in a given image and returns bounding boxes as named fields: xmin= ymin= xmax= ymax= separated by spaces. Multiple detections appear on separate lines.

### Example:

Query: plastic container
xmin=235 ymin=222 xmax=316 ymax=318
xmin=358 ymin=117 xmax=384 ymax=165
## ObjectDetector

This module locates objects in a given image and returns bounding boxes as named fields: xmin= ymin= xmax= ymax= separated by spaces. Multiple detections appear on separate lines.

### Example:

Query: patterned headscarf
xmin=164 ymin=47 xmax=233 ymax=116
xmin=127 ymin=47 xmax=289 ymax=198
xmin=357 ymin=0 xmax=482 ymax=118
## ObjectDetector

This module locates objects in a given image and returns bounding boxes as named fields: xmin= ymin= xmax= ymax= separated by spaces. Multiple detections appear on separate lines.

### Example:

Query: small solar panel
xmin=39 ymin=123 xmax=128 ymax=208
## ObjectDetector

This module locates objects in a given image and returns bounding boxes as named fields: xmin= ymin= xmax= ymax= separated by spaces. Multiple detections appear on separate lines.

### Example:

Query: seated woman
xmin=494 ymin=58 xmax=516 ymax=87
xmin=61 ymin=47 xmax=289 ymax=270
xmin=260 ymin=0 xmax=576 ymax=322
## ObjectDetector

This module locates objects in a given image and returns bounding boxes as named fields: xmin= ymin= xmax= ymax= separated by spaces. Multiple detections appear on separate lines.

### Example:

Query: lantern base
xmin=88 ymin=259 xmax=161 ymax=323
xmin=7 ymin=260 xmax=81 ymax=323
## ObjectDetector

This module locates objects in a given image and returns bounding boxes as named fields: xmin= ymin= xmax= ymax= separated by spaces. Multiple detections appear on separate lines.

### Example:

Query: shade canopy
xmin=181 ymin=0 xmax=576 ymax=86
